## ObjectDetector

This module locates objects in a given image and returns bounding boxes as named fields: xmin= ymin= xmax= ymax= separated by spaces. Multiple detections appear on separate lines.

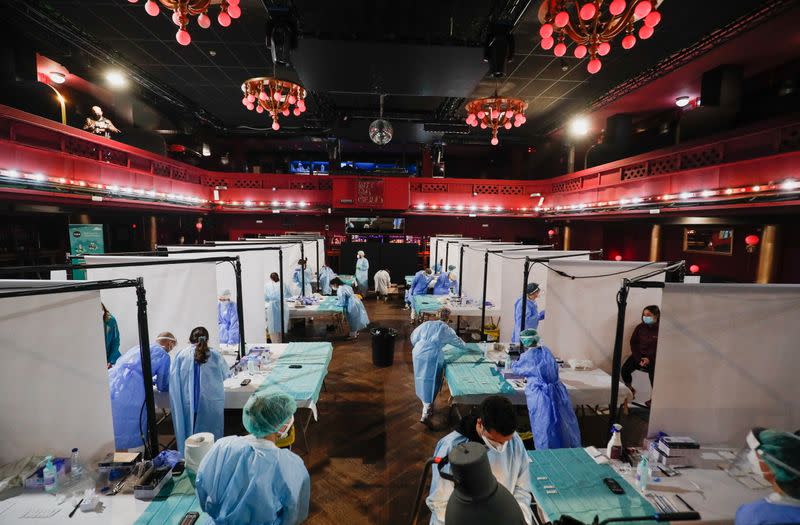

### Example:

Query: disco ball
xmin=369 ymin=118 xmax=393 ymax=145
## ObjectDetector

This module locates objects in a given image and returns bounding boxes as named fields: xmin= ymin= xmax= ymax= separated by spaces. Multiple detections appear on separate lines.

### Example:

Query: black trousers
xmin=621 ymin=355 xmax=654 ymax=386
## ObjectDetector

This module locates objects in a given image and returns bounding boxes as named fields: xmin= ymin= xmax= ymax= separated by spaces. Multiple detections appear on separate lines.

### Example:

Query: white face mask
xmin=478 ymin=423 xmax=508 ymax=453
xmin=278 ymin=416 xmax=294 ymax=439
xmin=748 ymin=449 xmax=766 ymax=480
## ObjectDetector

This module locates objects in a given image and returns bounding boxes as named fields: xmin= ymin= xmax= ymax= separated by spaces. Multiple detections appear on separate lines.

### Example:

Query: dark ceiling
xmin=3 ymin=0 xmax=794 ymax=145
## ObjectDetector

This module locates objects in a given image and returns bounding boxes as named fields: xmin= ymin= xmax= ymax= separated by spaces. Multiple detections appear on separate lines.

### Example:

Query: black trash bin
xmin=370 ymin=327 xmax=398 ymax=367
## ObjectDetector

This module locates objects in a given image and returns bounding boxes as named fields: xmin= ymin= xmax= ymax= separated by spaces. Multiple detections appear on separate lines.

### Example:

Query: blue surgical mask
xmin=642 ymin=316 xmax=655 ymax=325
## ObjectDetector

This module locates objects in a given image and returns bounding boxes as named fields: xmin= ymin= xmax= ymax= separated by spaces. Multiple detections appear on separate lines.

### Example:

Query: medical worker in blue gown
xmin=197 ymin=391 xmax=310 ymax=525
xmin=407 ymin=268 xmax=435 ymax=313
xmin=170 ymin=326 xmax=230 ymax=454
xmin=318 ymin=264 xmax=337 ymax=295
xmin=511 ymin=282 xmax=545 ymax=344
xmin=109 ymin=332 xmax=177 ymax=450
xmin=735 ymin=428 xmax=800 ymax=525
xmin=355 ymin=250 xmax=369 ymax=297
xmin=217 ymin=289 xmax=240 ymax=346
xmin=511 ymin=329 xmax=581 ymax=449
xmin=102 ymin=303 xmax=121 ymax=366
xmin=292 ymin=259 xmax=313 ymax=297
xmin=330 ymin=277 xmax=369 ymax=339
xmin=411 ymin=308 xmax=466 ymax=423
xmin=265 ymin=272 xmax=291 ymax=344
xmin=432 ymin=267 xmax=457 ymax=295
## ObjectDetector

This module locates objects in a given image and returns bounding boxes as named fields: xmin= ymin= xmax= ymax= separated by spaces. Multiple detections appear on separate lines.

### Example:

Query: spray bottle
xmin=606 ymin=423 xmax=623 ymax=459
xmin=42 ymin=456 xmax=57 ymax=493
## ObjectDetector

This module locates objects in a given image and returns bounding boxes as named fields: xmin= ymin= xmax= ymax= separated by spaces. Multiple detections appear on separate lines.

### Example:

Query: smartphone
xmin=180 ymin=511 xmax=200 ymax=525
xmin=240 ymin=378 xmax=252 ymax=386
xmin=171 ymin=462 xmax=185 ymax=476
xmin=603 ymin=477 xmax=625 ymax=494
xmin=289 ymin=364 xmax=302 ymax=369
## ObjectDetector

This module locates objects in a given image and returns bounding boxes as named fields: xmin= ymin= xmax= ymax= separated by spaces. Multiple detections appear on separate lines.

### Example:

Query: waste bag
xmin=370 ymin=327 xmax=398 ymax=367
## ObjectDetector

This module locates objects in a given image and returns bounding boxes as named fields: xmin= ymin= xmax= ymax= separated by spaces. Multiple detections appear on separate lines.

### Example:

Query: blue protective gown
xmin=265 ymin=281 xmax=291 ymax=335
xmin=432 ymin=272 xmax=455 ymax=295
xmin=735 ymin=497 xmax=800 ymax=525
xmin=196 ymin=435 xmax=310 ymax=525
xmin=410 ymin=270 xmax=433 ymax=296
xmin=355 ymin=257 xmax=369 ymax=294
xmin=217 ymin=301 xmax=240 ymax=346
xmin=104 ymin=315 xmax=121 ymax=365
xmin=511 ymin=296 xmax=545 ymax=343
xmin=318 ymin=266 xmax=337 ymax=295
xmin=411 ymin=320 xmax=464 ymax=403
xmin=108 ymin=343 xmax=170 ymax=449
xmin=426 ymin=428 xmax=533 ymax=525
xmin=169 ymin=345 xmax=230 ymax=454
xmin=336 ymin=284 xmax=369 ymax=332
xmin=511 ymin=345 xmax=581 ymax=449
xmin=292 ymin=266 xmax=313 ymax=296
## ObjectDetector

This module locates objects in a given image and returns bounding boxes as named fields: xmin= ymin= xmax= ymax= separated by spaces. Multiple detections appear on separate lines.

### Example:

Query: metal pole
xmin=135 ymin=279 xmax=158 ymax=459
xmin=233 ymin=258 xmax=246 ymax=359
xmin=608 ymin=280 xmax=630 ymax=432
xmin=520 ymin=258 xmax=530 ymax=335
xmin=480 ymin=251 xmax=489 ymax=342
xmin=315 ymin=239 xmax=321 ymax=293
xmin=458 ymin=244 xmax=465 ymax=298
xmin=279 ymin=249 xmax=286 ymax=342
xmin=433 ymin=239 xmax=438 ymax=271
xmin=300 ymin=243 xmax=306 ymax=297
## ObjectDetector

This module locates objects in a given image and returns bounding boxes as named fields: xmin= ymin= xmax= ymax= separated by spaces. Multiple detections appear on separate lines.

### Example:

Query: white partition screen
xmin=649 ymin=283 xmax=800 ymax=445
xmin=84 ymin=256 xmax=219 ymax=351
xmin=541 ymin=260 xmax=665 ymax=372
xmin=0 ymin=285 xmax=114 ymax=462
xmin=459 ymin=243 xmax=521 ymax=301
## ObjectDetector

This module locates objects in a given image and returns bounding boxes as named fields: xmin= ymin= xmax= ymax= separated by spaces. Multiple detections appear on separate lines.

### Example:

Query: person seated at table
xmin=102 ymin=302 xmax=121 ymax=367
xmin=432 ymin=268 xmax=457 ymax=295
xmin=374 ymin=268 xmax=391 ymax=300
xmin=330 ymin=277 xmax=369 ymax=339
xmin=318 ymin=264 xmax=337 ymax=295
xmin=170 ymin=326 xmax=230 ymax=454
xmin=735 ymin=428 xmax=800 ymax=525
xmin=292 ymin=258 xmax=313 ymax=297
xmin=217 ymin=289 xmax=240 ymax=346
xmin=621 ymin=305 xmax=660 ymax=401
xmin=109 ymin=332 xmax=177 ymax=450
xmin=426 ymin=395 xmax=533 ymax=525
xmin=355 ymin=250 xmax=370 ymax=297
xmin=266 ymin=272 xmax=291 ymax=344
xmin=411 ymin=308 xmax=466 ymax=423
xmin=197 ymin=391 xmax=310 ymax=525
xmin=511 ymin=329 xmax=581 ymax=450
xmin=511 ymin=282 xmax=545 ymax=344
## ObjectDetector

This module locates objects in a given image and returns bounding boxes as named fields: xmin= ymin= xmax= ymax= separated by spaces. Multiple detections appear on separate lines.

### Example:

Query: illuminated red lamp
xmin=547 ymin=229 xmax=556 ymax=236
xmin=614 ymin=255 xmax=622 ymax=261
xmin=745 ymin=235 xmax=759 ymax=247
xmin=196 ymin=219 xmax=203 ymax=231
xmin=689 ymin=264 xmax=700 ymax=274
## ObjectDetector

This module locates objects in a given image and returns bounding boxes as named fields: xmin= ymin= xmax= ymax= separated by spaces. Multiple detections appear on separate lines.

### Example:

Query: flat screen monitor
xmin=345 ymin=217 xmax=405 ymax=233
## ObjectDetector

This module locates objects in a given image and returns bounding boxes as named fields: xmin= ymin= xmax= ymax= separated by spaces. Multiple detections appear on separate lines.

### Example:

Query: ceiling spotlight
xmin=416 ymin=203 xmax=426 ymax=210
xmin=271 ymin=200 xmax=279 ymax=206
xmin=470 ymin=205 xmax=477 ymax=211
xmin=456 ymin=204 xmax=465 ymax=211
xmin=299 ymin=201 xmax=308 ymax=207
xmin=675 ymin=96 xmax=691 ymax=108
xmin=781 ymin=179 xmax=798 ymax=191
xmin=48 ymin=71 xmax=66 ymax=84
xmin=567 ymin=116 xmax=590 ymax=137
xmin=679 ymin=192 xmax=693 ymax=199
xmin=105 ymin=70 xmax=128 ymax=87
xmin=495 ymin=206 xmax=503 ymax=212
xmin=443 ymin=204 xmax=452 ymax=211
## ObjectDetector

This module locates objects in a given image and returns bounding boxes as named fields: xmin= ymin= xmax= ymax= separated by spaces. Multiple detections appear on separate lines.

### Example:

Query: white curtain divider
xmin=459 ymin=243 xmax=523 ymax=302
xmin=649 ymin=283 xmax=800 ymax=445
xmin=0 ymin=283 xmax=114 ymax=463
xmin=541 ymin=260 xmax=666 ymax=372
xmin=83 ymin=256 xmax=219 ymax=352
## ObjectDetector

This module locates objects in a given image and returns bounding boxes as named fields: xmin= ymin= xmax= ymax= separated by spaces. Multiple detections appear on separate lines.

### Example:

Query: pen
xmin=68 ymin=498 xmax=84 ymax=518
xmin=676 ymin=494 xmax=696 ymax=511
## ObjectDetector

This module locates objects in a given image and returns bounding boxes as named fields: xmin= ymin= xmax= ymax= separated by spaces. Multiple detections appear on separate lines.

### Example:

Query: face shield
xmin=728 ymin=428 xmax=800 ymax=489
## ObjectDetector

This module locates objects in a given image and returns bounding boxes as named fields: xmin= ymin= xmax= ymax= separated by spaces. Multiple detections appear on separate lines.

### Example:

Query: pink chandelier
xmin=465 ymin=96 xmax=528 ymax=146
xmin=241 ymin=77 xmax=307 ymax=131
xmin=538 ymin=0 xmax=663 ymax=74
xmin=127 ymin=0 xmax=242 ymax=46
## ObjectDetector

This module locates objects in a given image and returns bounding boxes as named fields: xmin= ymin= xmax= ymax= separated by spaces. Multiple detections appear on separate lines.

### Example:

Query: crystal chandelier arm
xmin=597 ymin=7 xmax=637 ymax=40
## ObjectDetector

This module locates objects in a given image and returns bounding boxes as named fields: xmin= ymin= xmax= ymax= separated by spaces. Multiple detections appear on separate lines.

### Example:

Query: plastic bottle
xmin=504 ymin=353 xmax=512 ymax=370
xmin=636 ymin=455 xmax=651 ymax=491
xmin=647 ymin=441 xmax=660 ymax=463
xmin=606 ymin=423 xmax=623 ymax=459
xmin=43 ymin=456 xmax=57 ymax=493
xmin=247 ymin=356 xmax=256 ymax=375
xmin=70 ymin=448 xmax=83 ymax=479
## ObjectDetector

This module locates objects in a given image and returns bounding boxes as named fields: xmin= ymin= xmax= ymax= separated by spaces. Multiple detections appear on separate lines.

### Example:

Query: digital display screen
xmin=345 ymin=217 xmax=405 ymax=233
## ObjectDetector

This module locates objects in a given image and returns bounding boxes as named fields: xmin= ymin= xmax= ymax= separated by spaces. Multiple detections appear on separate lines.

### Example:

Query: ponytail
xmin=101 ymin=303 xmax=111 ymax=323
xmin=189 ymin=326 xmax=210 ymax=364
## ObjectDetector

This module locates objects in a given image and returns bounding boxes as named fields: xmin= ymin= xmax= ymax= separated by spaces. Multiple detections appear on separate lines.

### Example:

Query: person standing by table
xmin=621 ymin=305 xmax=660 ymax=400
xmin=109 ymin=332 xmax=177 ymax=450
xmin=330 ymin=277 xmax=369 ymax=339
xmin=355 ymin=250 xmax=369 ymax=297
xmin=426 ymin=395 xmax=533 ymax=525
xmin=170 ymin=326 xmax=230 ymax=454
xmin=217 ymin=289 xmax=240 ymax=346
xmin=511 ymin=329 xmax=581 ymax=449
xmin=512 ymin=283 xmax=545 ymax=344
xmin=292 ymin=259 xmax=313 ymax=297
xmin=265 ymin=273 xmax=291 ymax=343
xmin=318 ymin=264 xmax=337 ymax=295
xmin=432 ymin=269 xmax=457 ymax=295
xmin=407 ymin=268 xmax=435 ymax=314
xmin=374 ymin=268 xmax=391 ymax=301
xmin=735 ymin=428 xmax=800 ymax=525
xmin=102 ymin=303 xmax=121 ymax=367
xmin=411 ymin=308 xmax=466 ymax=424
xmin=196 ymin=391 xmax=310 ymax=525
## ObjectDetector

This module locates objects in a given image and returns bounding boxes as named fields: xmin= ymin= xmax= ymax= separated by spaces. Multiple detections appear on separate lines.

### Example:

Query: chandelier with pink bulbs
xmin=241 ymin=77 xmax=307 ymax=131
xmin=465 ymin=96 xmax=528 ymax=146
xmin=128 ymin=0 xmax=242 ymax=46
xmin=538 ymin=0 xmax=663 ymax=74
